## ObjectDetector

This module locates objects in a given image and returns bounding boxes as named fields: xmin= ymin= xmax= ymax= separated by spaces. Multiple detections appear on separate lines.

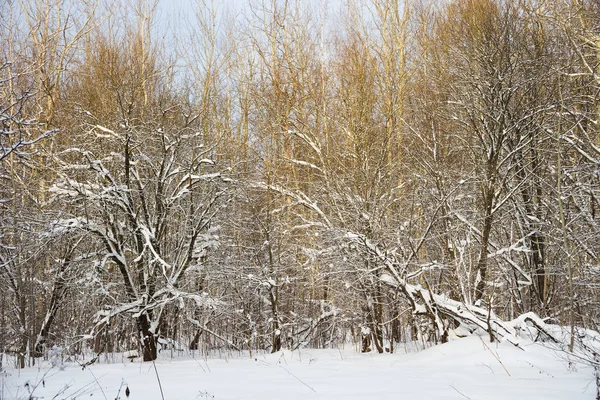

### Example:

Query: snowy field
xmin=2 ymin=336 xmax=596 ymax=400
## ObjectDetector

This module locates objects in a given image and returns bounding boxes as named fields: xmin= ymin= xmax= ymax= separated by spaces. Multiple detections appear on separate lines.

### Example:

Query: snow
xmin=2 ymin=336 xmax=595 ymax=399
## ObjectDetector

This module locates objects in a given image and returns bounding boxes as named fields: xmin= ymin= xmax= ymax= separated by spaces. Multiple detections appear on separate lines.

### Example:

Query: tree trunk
xmin=269 ymin=289 xmax=281 ymax=353
xmin=189 ymin=330 xmax=202 ymax=350
xmin=33 ymin=269 xmax=68 ymax=357
xmin=137 ymin=313 xmax=157 ymax=362
xmin=372 ymin=284 xmax=384 ymax=353
xmin=515 ymin=146 xmax=547 ymax=310
xmin=475 ymin=189 xmax=495 ymax=302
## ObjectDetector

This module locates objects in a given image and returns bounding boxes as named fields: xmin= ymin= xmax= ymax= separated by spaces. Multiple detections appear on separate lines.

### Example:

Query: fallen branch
xmin=348 ymin=233 xmax=524 ymax=348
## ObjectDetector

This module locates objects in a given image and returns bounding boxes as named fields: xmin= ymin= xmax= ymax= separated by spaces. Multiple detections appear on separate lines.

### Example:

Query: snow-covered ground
xmin=2 ymin=336 xmax=596 ymax=399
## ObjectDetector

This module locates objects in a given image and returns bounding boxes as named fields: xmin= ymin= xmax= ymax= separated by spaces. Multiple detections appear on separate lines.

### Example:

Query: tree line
xmin=1 ymin=0 xmax=599 ymax=366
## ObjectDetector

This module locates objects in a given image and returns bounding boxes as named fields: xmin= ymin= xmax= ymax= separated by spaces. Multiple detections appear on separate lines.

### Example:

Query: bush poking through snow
xmin=50 ymin=346 xmax=65 ymax=370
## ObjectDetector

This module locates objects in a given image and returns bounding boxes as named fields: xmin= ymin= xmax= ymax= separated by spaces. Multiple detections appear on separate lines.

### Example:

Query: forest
xmin=0 ymin=0 xmax=599 ymax=369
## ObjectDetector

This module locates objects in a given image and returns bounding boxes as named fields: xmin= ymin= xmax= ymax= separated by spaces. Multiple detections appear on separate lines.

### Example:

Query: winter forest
xmin=1 ymin=0 xmax=600 ymax=379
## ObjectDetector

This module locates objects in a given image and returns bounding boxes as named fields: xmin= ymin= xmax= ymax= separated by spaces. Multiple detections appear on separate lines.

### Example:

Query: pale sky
xmin=155 ymin=0 xmax=347 ymax=29
xmin=153 ymin=0 xmax=349 ymax=53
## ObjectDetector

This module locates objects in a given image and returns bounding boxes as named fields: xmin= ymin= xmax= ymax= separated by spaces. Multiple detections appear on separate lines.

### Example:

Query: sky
xmin=154 ymin=0 xmax=348 ymax=31
xmin=151 ymin=0 xmax=351 ymax=63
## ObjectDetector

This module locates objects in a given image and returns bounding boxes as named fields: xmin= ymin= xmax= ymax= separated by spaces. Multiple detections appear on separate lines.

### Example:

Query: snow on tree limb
xmin=346 ymin=232 xmax=524 ymax=347
xmin=251 ymin=181 xmax=332 ymax=229
xmin=0 ymin=129 xmax=56 ymax=161
xmin=454 ymin=212 xmax=532 ymax=286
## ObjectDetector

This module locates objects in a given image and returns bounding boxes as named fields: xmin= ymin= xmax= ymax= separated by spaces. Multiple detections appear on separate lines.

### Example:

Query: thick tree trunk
xmin=137 ymin=313 xmax=157 ymax=362
xmin=269 ymin=289 xmax=281 ymax=353
xmin=475 ymin=189 xmax=495 ymax=302
xmin=372 ymin=285 xmax=384 ymax=353
xmin=33 ymin=273 xmax=67 ymax=357
xmin=475 ymin=218 xmax=493 ymax=301
xmin=189 ymin=330 xmax=202 ymax=350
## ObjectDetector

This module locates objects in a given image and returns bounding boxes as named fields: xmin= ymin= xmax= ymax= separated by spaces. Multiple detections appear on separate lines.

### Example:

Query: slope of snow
xmin=2 ymin=336 xmax=595 ymax=399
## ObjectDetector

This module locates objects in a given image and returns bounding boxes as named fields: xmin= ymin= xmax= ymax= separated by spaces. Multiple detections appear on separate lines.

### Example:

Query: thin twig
xmin=279 ymin=365 xmax=317 ymax=393
xmin=479 ymin=336 xmax=511 ymax=377
xmin=114 ymin=379 xmax=125 ymax=400
xmin=151 ymin=359 xmax=166 ymax=400
xmin=85 ymin=367 xmax=108 ymax=400
xmin=450 ymin=384 xmax=472 ymax=400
